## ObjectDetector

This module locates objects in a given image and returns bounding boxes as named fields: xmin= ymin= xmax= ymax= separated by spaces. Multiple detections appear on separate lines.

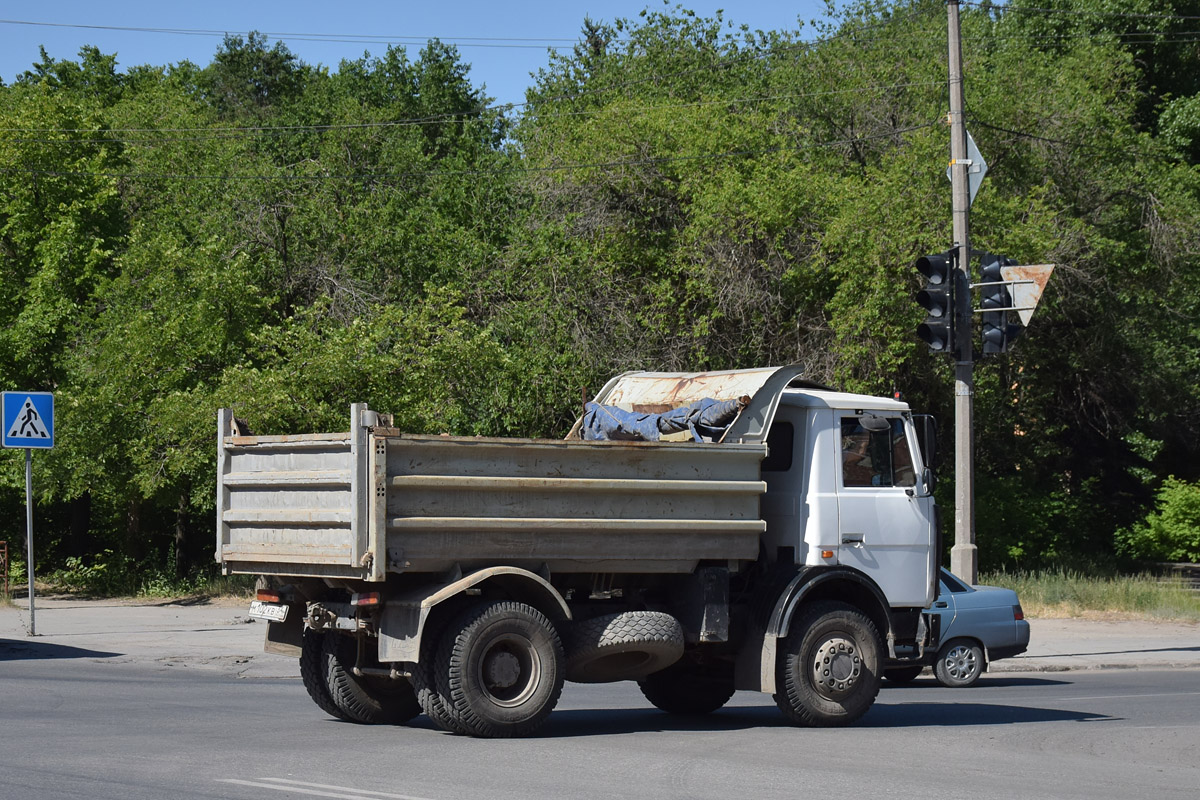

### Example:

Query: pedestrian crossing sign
xmin=3 ymin=391 xmax=54 ymax=449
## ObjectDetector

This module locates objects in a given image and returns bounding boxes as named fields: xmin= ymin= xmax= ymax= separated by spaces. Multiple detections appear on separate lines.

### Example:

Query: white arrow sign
xmin=946 ymin=130 xmax=988 ymax=206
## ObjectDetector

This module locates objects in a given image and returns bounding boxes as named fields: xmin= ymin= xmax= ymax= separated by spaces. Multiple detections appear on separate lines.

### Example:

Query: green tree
xmin=1116 ymin=477 xmax=1200 ymax=563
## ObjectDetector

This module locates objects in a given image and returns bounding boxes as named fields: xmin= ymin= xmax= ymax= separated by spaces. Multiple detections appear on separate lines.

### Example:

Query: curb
xmin=992 ymin=660 xmax=1200 ymax=674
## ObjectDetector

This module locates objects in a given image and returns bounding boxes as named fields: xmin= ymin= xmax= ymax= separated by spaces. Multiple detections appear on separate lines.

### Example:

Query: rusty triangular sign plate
xmin=1000 ymin=264 xmax=1054 ymax=326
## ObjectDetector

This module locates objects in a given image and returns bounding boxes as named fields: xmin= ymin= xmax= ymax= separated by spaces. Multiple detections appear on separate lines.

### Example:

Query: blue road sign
xmin=3 ymin=391 xmax=54 ymax=448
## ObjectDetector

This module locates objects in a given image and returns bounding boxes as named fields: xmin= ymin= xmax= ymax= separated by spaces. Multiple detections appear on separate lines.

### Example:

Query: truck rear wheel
xmin=409 ymin=619 xmax=469 ymax=734
xmin=437 ymin=600 xmax=564 ymax=738
xmin=774 ymin=601 xmax=882 ymax=727
xmin=300 ymin=630 xmax=354 ymax=722
xmin=323 ymin=633 xmax=421 ymax=725
xmin=638 ymin=659 xmax=735 ymax=715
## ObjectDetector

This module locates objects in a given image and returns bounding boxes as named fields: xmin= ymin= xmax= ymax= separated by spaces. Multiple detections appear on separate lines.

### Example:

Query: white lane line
xmin=217 ymin=778 xmax=438 ymax=800
xmin=257 ymin=778 xmax=440 ymax=800
xmin=218 ymin=779 xmax=382 ymax=800
xmin=1127 ymin=725 xmax=1200 ymax=730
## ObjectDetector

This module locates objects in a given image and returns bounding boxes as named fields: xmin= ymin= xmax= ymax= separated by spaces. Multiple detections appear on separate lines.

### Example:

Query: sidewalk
xmin=0 ymin=596 xmax=297 ymax=678
xmin=992 ymin=617 xmax=1200 ymax=673
xmin=3 ymin=597 xmax=1199 ymax=677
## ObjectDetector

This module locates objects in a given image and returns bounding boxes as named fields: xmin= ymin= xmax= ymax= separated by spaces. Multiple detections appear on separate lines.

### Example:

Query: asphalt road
xmin=1 ymin=657 xmax=1197 ymax=800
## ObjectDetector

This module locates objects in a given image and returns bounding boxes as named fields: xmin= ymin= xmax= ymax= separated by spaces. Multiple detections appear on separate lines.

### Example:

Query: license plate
xmin=248 ymin=600 xmax=289 ymax=622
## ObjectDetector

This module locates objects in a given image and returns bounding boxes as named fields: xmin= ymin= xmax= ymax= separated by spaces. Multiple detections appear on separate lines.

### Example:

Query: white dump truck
xmin=216 ymin=365 xmax=940 ymax=737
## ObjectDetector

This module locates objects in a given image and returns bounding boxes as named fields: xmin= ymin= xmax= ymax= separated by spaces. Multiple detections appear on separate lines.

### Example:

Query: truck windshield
xmin=840 ymin=417 xmax=916 ymax=488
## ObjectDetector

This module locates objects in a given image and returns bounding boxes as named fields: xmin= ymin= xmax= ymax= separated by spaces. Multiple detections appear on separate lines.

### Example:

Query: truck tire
xmin=323 ymin=633 xmax=421 ymax=725
xmin=565 ymin=611 xmax=685 ymax=683
xmin=884 ymin=665 xmax=925 ymax=685
xmin=437 ymin=600 xmax=564 ymax=738
xmin=934 ymin=638 xmax=984 ymax=688
xmin=638 ymin=660 xmax=735 ymax=715
xmin=409 ymin=623 xmax=469 ymax=734
xmin=299 ymin=630 xmax=355 ymax=722
xmin=774 ymin=601 xmax=882 ymax=727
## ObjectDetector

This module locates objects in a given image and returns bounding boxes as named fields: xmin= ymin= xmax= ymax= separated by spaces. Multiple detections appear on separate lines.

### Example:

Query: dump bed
xmin=217 ymin=405 xmax=768 ymax=582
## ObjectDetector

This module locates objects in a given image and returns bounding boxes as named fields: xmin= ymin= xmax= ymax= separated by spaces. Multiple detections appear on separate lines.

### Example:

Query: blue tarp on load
xmin=581 ymin=397 xmax=746 ymax=443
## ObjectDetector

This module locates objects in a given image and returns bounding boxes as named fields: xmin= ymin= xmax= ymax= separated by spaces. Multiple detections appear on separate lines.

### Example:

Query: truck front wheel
xmin=774 ymin=601 xmax=882 ymax=727
xmin=437 ymin=600 xmax=565 ymax=738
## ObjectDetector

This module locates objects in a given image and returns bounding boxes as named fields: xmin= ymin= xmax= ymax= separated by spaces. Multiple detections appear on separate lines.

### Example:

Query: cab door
xmin=835 ymin=413 xmax=936 ymax=607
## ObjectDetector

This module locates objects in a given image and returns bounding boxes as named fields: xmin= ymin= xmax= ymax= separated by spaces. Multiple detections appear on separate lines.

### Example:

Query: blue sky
xmin=0 ymin=1 xmax=835 ymax=107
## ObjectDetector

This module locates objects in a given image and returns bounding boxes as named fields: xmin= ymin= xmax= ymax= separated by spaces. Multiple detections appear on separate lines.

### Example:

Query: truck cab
xmin=762 ymin=389 xmax=938 ymax=609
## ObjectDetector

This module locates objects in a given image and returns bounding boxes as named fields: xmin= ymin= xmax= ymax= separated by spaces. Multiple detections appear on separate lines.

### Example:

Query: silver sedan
xmin=886 ymin=568 xmax=1031 ymax=687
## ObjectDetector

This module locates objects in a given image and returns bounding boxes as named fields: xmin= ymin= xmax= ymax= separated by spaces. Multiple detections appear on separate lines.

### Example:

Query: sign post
xmin=3 ymin=391 xmax=55 ymax=636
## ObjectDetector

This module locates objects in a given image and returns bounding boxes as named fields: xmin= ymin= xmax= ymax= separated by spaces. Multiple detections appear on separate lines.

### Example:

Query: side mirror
xmin=913 ymin=414 xmax=938 ymax=468
xmin=860 ymin=413 xmax=892 ymax=432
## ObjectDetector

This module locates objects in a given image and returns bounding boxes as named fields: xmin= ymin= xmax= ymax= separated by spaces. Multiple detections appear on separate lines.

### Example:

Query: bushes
xmin=1116 ymin=478 xmax=1200 ymax=563
xmin=43 ymin=548 xmax=254 ymax=597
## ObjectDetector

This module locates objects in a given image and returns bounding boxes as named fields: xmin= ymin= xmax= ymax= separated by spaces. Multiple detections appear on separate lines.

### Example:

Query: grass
xmin=14 ymin=548 xmax=260 ymax=601
xmin=4 ymin=564 xmax=256 ymax=604
xmin=981 ymin=569 xmax=1200 ymax=622
xmin=7 ymin=561 xmax=1200 ymax=621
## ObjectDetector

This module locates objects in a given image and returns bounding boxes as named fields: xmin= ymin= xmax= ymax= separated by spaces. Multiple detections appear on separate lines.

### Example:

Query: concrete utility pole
xmin=947 ymin=0 xmax=977 ymax=584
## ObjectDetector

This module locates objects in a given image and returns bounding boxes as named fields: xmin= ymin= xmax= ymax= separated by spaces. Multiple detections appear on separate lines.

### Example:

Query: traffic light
xmin=915 ymin=251 xmax=956 ymax=354
xmin=978 ymin=252 xmax=1022 ymax=354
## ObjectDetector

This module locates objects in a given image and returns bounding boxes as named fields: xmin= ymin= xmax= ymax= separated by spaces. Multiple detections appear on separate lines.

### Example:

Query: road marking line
xmin=1127 ymin=725 xmax=1200 ymax=730
xmin=258 ymin=778 xmax=440 ymax=800
xmin=217 ymin=778 xmax=438 ymax=800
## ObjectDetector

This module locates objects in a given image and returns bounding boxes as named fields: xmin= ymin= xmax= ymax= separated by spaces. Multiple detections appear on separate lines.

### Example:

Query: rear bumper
xmin=988 ymin=620 xmax=1031 ymax=661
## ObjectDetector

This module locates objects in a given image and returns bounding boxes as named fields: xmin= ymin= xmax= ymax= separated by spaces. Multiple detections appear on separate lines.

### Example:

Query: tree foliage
xmin=1116 ymin=478 xmax=1200 ymax=563
xmin=2 ymin=0 xmax=1199 ymax=583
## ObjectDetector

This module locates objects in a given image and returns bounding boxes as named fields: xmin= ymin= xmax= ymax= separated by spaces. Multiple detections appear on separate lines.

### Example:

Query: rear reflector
xmin=1013 ymin=605 xmax=1025 ymax=621
xmin=256 ymin=589 xmax=281 ymax=603
xmin=351 ymin=592 xmax=382 ymax=607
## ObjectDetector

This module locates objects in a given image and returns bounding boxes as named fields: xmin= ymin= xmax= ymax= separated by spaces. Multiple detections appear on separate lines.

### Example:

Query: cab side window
xmin=840 ymin=417 xmax=916 ymax=488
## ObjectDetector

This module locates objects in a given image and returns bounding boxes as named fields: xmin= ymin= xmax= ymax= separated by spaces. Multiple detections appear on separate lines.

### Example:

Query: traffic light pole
xmin=947 ymin=0 xmax=977 ymax=584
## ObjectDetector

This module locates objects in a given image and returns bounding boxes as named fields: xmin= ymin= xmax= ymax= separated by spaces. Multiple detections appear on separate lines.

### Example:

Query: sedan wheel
xmin=934 ymin=638 xmax=984 ymax=688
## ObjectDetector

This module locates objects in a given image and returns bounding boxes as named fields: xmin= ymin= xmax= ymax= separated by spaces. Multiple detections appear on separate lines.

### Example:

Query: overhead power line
xmin=960 ymin=3 xmax=1200 ymax=22
xmin=0 ymin=4 xmax=945 ymax=126
xmin=967 ymin=116 xmax=1174 ymax=161
xmin=966 ymin=29 xmax=1200 ymax=44
xmin=0 ymin=18 xmax=583 ymax=49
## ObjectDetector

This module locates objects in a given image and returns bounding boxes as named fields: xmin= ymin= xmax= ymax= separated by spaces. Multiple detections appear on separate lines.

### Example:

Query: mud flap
xmin=264 ymin=604 xmax=304 ymax=656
